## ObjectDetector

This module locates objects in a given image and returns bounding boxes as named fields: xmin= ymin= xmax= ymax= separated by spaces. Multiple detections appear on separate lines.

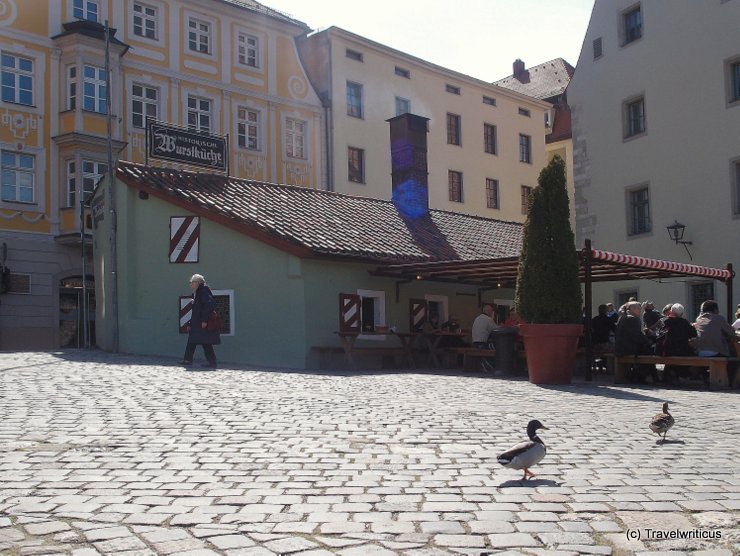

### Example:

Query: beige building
xmin=298 ymin=27 xmax=552 ymax=221
xmin=0 ymin=0 xmax=323 ymax=349
xmin=568 ymin=0 xmax=740 ymax=318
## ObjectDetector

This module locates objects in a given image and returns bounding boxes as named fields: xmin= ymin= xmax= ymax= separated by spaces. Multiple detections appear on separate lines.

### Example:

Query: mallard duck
xmin=498 ymin=419 xmax=548 ymax=480
xmin=649 ymin=402 xmax=675 ymax=443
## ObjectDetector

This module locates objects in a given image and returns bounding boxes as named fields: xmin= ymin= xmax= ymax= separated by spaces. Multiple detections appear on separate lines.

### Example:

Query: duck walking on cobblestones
xmin=498 ymin=419 xmax=548 ymax=481
xmin=650 ymin=402 xmax=675 ymax=443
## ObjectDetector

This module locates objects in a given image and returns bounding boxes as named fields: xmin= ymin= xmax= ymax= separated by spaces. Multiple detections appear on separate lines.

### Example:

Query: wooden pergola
xmin=371 ymin=239 xmax=735 ymax=380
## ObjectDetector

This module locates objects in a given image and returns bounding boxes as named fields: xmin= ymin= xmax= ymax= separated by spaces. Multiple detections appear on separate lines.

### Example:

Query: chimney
xmin=513 ymin=58 xmax=526 ymax=77
xmin=387 ymin=113 xmax=430 ymax=219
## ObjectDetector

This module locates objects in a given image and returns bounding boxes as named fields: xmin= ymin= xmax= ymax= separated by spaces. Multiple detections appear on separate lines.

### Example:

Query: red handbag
xmin=206 ymin=310 xmax=222 ymax=332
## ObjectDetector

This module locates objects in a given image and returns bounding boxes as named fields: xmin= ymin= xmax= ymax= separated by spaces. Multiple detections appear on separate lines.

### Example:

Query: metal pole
xmin=80 ymin=199 xmax=89 ymax=348
xmin=726 ymin=263 xmax=734 ymax=321
xmin=583 ymin=239 xmax=593 ymax=381
xmin=105 ymin=20 xmax=119 ymax=352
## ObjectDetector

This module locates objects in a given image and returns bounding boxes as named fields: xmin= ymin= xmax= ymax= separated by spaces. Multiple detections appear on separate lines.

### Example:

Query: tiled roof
xmin=217 ymin=0 xmax=309 ymax=29
xmin=116 ymin=161 xmax=523 ymax=264
xmin=494 ymin=58 xmax=575 ymax=101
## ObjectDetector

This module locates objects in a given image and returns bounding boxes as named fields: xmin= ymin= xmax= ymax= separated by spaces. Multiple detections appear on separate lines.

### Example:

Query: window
xmin=593 ymin=37 xmax=603 ymax=59
xmin=67 ymin=159 xmax=107 ymax=207
xmin=486 ymin=178 xmax=499 ymax=209
xmin=690 ymin=283 xmax=714 ymax=321
xmin=395 ymin=96 xmax=410 ymax=116
xmin=521 ymin=185 xmax=532 ymax=214
xmin=628 ymin=186 xmax=651 ymax=235
xmin=345 ymin=49 xmax=363 ymax=62
xmin=1 ymin=53 xmax=33 ymax=106
xmin=131 ymin=83 xmax=158 ymax=128
xmin=346 ymin=81 xmax=363 ymax=118
xmin=188 ymin=17 xmax=211 ymax=54
xmin=348 ymin=147 xmax=364 ymax=183
xmin=1 ymin=151 xmax=34 ymax=203
xmin=357 ymin=289 xmax=386 ymax=334
xmin=73 ymin=0 xmax=98 ymax=22
xmin=446 ymin=84 xmax=460 ymax=95
xmin=446 ymin=113 xmax=461 ymax=145
xmin=237 ymin=107 xmax=260 ymax=150
xmin=394 ymin=66 xmax=410 ymax=78
xmin=518 ymin=107 xmax=531 ymax=117
xmin=623 ymin=5 xmax=642 ymax=45
xmin=729 ymin=60 xmax=740 ymax=104
xmin=448 ymin=170 xmax=463 ymax=203
xmin=625 ymin=96 xmax=646 ymax=137
xmin=482 ymin=95 xmax=496 ymax=106
xmin=70 ymin=65 xmax=106 ymax=113
xmin=237 ymin=32 xmax=259 ymax=68
xmin=211 ymin=290 xmax=235 ymax=335
xmin=519 ymin=134 xmax=531 ymax=163
xmin=617 ymin=290 xmax=638 ymax=309
xmin=133 ymin=2 xmax=157 ymax=40
xmin=286 ymin=118 xmax=306 ymax=159
xmin=483 ymin=123 xmax=497 ymax=155
xmin=187 ymin=96 xmax=211 ymax=132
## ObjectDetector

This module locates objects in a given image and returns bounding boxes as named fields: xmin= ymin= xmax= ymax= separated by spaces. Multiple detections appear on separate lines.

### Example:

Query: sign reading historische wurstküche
xmin=147 ymin=120 xmax=228 ymax=173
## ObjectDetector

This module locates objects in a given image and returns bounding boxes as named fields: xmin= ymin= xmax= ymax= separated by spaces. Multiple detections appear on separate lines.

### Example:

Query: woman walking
xmin=181 ymin=273 xmax=219 ymax=368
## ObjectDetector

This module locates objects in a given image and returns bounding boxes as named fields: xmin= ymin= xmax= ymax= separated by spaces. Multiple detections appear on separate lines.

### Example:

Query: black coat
xmin=657 ymin=316 xmax=696 ymax=356
xmin=615 ymin=314 xmax=652 ymax=356
xmin=187 ymin=284 xmax=220 ymax=345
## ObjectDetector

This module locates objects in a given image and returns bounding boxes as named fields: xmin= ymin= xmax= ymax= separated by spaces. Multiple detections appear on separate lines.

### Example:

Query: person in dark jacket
xmin=656 ymin=303 xmax=697 ymax=385
xmin=592 ymin=304 xmax=616 ymax=346
xmin=181 ymin=273 xmax=220 ymax=368
xmin=615 ymin=301 xmax=658 ymax=383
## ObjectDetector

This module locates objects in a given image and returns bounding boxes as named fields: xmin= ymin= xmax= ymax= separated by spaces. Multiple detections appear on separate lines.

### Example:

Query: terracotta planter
xmin=518 ymin=323 xmax=583 ymax=384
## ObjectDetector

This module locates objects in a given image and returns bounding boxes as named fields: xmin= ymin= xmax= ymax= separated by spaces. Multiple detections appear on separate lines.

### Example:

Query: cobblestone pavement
xmin=0 ymin=351 xmax=738 ymax=556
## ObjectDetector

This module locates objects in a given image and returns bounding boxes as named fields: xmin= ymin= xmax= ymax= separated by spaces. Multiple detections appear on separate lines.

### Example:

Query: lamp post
xmin=666 ymin=220 xmax=693 ymax=261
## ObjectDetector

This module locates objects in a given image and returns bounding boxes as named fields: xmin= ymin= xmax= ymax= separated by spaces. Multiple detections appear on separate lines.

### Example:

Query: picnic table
xmin=334 ymin=330 xmax=416 ymax=370
xmin=417 ymin=331 xmax=470 ymax=367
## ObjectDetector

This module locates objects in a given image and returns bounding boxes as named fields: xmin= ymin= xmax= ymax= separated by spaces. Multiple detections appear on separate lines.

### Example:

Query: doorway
xmin=59 ymin=276 xmax=95 ymax=348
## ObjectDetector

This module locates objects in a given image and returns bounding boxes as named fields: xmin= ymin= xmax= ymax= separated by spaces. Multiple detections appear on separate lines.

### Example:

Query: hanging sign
xmin=169 ymin=216 xmax=200 ymax=263
xmin=147 ymin=119 xmax=228 ymax=172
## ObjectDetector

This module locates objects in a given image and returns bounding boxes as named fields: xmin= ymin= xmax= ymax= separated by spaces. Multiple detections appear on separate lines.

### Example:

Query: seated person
xmin=422 ymin=314 xmax=440 ymax=334
xmin=503 ymin=309 xmax=524 ymax=328
xmin=615 ymin=301 xmax=658 ymax=383
xmin=440 ymin=314 xmax=467 ymax=348
xmin=591 ymin=304 xmax=616 ymax=349
xmin=641 ymin=301 xmax=663 ymax=340
xmin=732 ymin=306 xmax=740 ymax=332
xmin=693 ymin=300 xmax=737 ymax=385
xmin=472 ymin=304 xmax=498 ymax=349
xmin=656 ymin=303 xmax=697 ymax=384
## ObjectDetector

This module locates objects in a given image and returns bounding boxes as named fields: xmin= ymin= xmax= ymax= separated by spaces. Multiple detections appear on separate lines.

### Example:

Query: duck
xmin=649 ymin=402 xmax=675 ymax=443
xmin=498 ymin=419 xmax=548 ymax=480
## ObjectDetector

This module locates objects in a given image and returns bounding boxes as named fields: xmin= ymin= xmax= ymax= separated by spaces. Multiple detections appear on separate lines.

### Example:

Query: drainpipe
xmin=105 ymin=20 xmax=119 ymax=352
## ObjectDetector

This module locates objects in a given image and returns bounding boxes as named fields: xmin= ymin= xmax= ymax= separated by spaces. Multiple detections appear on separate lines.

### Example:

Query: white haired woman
xmin=656 ymin=303 xmax=697 ymax=385
xmin=181 ymin=273 xmax=220 ymax=368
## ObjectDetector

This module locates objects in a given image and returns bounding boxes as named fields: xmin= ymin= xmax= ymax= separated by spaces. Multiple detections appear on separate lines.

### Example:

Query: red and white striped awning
xmin=591 ymin=249 xmax=732 ymax=281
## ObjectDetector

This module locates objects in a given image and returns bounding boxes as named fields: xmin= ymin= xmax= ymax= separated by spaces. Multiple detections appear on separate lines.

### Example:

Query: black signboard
xmin=147 ymin=120 xmax=228 ymax=172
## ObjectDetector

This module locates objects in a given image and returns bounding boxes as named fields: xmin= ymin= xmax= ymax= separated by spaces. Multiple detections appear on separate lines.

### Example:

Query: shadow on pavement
xmin=499 ymin=478 xmax=560 ymax=488
xmin=537 ymin=383 xmax=669 ymax=403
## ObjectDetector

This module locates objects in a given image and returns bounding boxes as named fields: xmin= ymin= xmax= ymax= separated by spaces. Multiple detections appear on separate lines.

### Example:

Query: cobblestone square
xmin=0 ymin=351 xmax=738 ymax=555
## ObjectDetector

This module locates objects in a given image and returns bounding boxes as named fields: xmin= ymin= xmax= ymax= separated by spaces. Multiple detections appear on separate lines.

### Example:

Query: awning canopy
xmin=371 ymin=247 xmax=734 ymax=287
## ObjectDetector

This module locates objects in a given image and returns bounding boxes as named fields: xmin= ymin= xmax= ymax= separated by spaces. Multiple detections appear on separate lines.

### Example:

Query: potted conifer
xmin=515 ymin=155 xmax=583 ymax=384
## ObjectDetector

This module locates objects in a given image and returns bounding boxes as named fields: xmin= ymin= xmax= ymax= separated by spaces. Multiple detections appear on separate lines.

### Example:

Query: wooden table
xmin=418 ymin=332 xmax=470 ymax=367
xmin=334 ymin=331 xmax=415 ymax=370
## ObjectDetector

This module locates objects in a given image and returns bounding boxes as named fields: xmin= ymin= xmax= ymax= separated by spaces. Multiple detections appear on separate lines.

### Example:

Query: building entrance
xmin=59 ymin=277 xmax=95 ymax=348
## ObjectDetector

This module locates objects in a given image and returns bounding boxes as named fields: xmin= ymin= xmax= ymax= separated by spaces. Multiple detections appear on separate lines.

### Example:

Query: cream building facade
xmin=0 ymin=0 xmax=323 ymax=349
xmin=568 ymin=0 xmax=740 ymax=318
xmin=298 ymin=27 xmax=552 ymax=221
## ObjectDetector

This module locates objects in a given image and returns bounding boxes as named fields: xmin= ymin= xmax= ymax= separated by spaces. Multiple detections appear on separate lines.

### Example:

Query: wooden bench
xmin=614 ymin=355 xmax=738 ymax=389
xmin=445 ymin=347 xmax=497 ymax=371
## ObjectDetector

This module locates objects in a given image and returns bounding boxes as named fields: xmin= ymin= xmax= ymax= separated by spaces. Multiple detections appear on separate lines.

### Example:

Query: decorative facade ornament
xmin=0 ymin=0 xmax=18 ymax=27
xmin=288 ymin=75 xmax=308 ymax=100
xmin=1 ymin=110 xmax=38 ymax=140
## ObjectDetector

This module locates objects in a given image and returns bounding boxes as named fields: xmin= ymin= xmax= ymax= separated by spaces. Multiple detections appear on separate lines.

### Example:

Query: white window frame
xmin=66 ymin=158 xmax=107 ymax=208
xmin=212 ymin=289 xmax=235 ymax=336
xmin=1 ymin=52 xmax=34 ymax=106
xmin=357 ymin=289 xmax=386 ymax=340
xmin=395 ymin=96 xmax=410 ymax=116
xmin=131 ymin=83 xmax=158 ymax=129
xmin=73 ymin=0 xmax=99 ymax=22
xmin=424 ymin=294 xmax=449 ymax=324
xmin=237 ymin=106 xmax=260 ymax=150
xmin=285 ymin=117 xmax=307 ymax=159
xmin=237 ymin=31 xmax=260 ymax=68
xmin=186 ymin=95 xmax=212 ymax=133
xmin=187 ymin=16 xmax=212 ymax=55
xmin=69 ymin=64 xmax=107 ymax=114
xmin=132 ymin=1 xmax=159 ymax=41
xmin=1 ymin=150 xmax=35 ymax=204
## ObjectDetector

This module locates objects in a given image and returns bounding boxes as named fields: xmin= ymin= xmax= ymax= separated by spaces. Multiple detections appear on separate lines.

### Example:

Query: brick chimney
xmin=387 ymin=113 xmax=430 ymax=219
xmin=513 ymin=58 xmax=526 ymax=77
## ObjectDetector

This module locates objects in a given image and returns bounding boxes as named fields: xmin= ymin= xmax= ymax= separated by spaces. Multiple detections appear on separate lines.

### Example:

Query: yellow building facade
xmin=0 ymin=0 xmax=323 ymax=349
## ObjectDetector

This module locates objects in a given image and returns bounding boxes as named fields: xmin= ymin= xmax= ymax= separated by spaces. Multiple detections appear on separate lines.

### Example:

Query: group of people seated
xmin=590 ymin=298 xmax=739 ymax=385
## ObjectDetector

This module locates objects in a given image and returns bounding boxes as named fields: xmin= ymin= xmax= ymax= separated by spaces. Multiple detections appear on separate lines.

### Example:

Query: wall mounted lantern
xmin=666 ymin=220 xmax=693 ymax=260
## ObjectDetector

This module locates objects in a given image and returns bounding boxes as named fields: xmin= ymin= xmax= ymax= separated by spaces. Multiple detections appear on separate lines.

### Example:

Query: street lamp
xmin=666 ymin=220 xmax=693 ymax=260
